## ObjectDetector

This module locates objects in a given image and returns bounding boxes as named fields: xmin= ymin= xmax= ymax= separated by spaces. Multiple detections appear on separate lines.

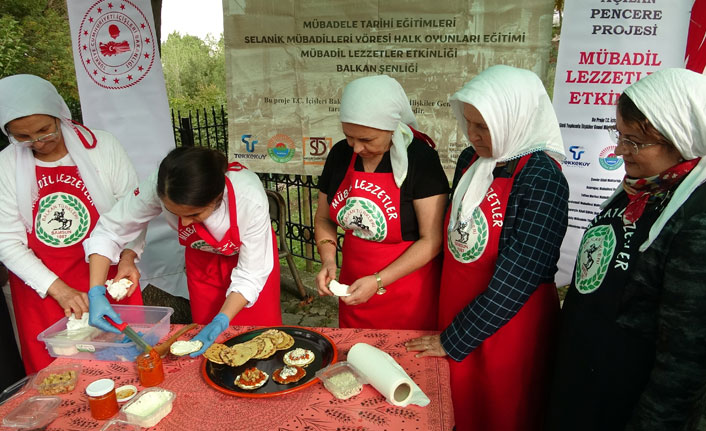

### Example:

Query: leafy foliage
xmin=0 ymin=0 xmax=78 ymax=106
xmin=161 ymin=32 xmax=226 ymax=114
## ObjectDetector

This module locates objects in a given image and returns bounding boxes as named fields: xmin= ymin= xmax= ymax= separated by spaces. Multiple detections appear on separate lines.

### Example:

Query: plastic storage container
xmin=37 ymin=305 xmax=173 ymax=362
xmin=101 ymin=419 xmax=140 ymax=431
xmin=315 ymin=361 xmax=366 ymax=400
xmin=2 ymin=395 xmax=61 ymax=429
xmin=120 ymin=387 xmax=175 ymax=427
xmin=33 ymin=363 xmax=82 ymax=395
xmin=0 ymin=375 xmax=33 ymax=406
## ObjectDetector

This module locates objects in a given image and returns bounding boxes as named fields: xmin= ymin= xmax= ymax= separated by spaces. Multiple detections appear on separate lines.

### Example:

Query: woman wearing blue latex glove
xmin=85 ymin=147 xmax=282 ymax=352
xmin=0 ymin=75 xmax=144 ymax=374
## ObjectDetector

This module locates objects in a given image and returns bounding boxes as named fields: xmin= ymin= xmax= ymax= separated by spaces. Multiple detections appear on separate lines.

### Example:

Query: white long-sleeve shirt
xmin=0 ymin=130 xmax=143 ymax=297
xmin=83 ymin=168 xmax=274 ymax=307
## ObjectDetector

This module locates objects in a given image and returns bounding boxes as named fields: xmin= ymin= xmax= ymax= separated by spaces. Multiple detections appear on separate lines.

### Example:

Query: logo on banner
xmin=563 ymin=145 xmax=590 ymax=168
xmin=337 ymin=197 xmax=387 ymax=242
xmin=34 ymin=193 xmax=91 ymax=247
xmin=569 ymin=146 xmax=585 ymax=160
xmin=241 ymin=134 xmax=258 ymax=152
xmin=268 ymin=134 xmax=295 ymax=163
xmin=76 ymin=0 xmax=156 ymax=89
xmin=303 ymin=136 xmax=331 ymax=166
xmin=598 ymin=145 xmax=623 ymax=170
xmin=574 ymin=225 xmax=616 ymax=294
xmin=447 ymin=208 xmax=488 ymax=263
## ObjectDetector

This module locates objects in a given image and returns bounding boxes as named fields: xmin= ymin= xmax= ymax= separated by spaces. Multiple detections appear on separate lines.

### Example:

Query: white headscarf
xmin=339 ymin=75 xmax=418 ymax=187
xmin=448 ymin=65 xmax=566 ymax=230
xmin=601 ymin=68 xmax=706 ymax=251
xmin=0 ymin=74 xmax=114 ymax=232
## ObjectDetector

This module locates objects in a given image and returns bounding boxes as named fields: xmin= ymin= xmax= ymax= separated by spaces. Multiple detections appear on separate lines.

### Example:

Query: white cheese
xmin=124 ymin=390 xmax=174 ymax=427
xmin=329 ymin=280 xmax=350 ymax=297
xmin=169 ymin=340 xmax=203 ymax=356
xmin=66 ymin=313 xmax=90 ymax=332
xmin=106 ymin=278 xmax=133 ymax=301
xmin=327 ymin=370 xmax=363 ymax=400
xmin=280 ymin=366 xmax=299 ymax=378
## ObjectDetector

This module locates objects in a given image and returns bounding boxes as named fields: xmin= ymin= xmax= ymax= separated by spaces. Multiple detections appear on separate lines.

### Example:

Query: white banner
xmin=553 ymin=0 xmax=692 ymax=286
xmin=67 ymin=0 xmax=188 ymax=297
xmin=223 ymin=0 xmax=556 ymax=178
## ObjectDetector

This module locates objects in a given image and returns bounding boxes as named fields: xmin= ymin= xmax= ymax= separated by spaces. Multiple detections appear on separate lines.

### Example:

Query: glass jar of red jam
xmin=136 ymin=349 xmax=164 ymax=387
xmin=85 ymin=378 xmax=119 ymax=420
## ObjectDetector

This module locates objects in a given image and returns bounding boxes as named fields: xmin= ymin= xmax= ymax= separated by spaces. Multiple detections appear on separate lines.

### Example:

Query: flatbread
xmin=220 ymin=343 xmax=258 ymax=367
xmin=241 ymin=339 xmax=265 ymax=357
xmin=203 ymin=343 xmax=229 ymax=364
xmin=252 ymin=336 xmax=276 ymax=359
xmin=276 ymin=332 xmax=295 ymax=350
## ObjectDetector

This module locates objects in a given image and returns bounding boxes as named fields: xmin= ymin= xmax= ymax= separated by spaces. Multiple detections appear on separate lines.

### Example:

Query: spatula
xmin=104 ymin=316 xmax=153 ymax=353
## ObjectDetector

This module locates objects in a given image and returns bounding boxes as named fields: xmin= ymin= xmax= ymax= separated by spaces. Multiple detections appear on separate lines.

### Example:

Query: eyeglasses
xmin=606 ymin=126 xmax=659 ymax=155
xmin=8 ymin=120 xmax=61 ymax=148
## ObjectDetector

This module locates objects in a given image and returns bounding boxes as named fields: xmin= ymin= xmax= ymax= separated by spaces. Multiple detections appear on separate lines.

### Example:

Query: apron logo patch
xmin=575 ymin=225 xmax=616 ymax=294
xmin=337 ymin=197 xmax=387 ymax=242
xmin=35 ymin=193 xmax=91 ymax=247
xmin=190 ymin=239 xmax=238 ymax=256
xmin=448 ymin=207 xmax=488 ymax=263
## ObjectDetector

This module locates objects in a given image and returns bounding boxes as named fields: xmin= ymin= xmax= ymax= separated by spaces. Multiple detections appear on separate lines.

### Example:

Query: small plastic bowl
xmin=115 ymin=385 xmax=137 ymax=403
xmin=315 ymin=361 xmax=366 ymax=400
xmin=120 ymin=387 xmax=175 ymax=427
xmin=32 ymin=363 xmax=82 ymax=396
xmin=2 ymin=395 xmax=61 ymax=429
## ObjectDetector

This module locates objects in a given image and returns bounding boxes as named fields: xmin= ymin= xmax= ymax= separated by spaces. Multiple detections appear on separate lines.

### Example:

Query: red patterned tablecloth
xmin=0 ymin=325 xmax=454 ymax=431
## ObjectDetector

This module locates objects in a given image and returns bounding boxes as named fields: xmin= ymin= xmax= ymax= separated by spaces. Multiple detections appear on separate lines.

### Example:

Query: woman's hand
xmin=116 ymin=249 xmax=140 ymax=297
xmin=405 ymin=334 xmax=447 ymax=358
xmin=341 ymin=275 xmax=378 ymax=305
xmin=47 ymin=279 xmax=89 ymax=318
xmin=316 ymin=262 xmax=337 ymax=296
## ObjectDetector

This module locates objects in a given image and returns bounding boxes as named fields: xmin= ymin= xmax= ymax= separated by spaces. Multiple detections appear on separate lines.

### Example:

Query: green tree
xmin=0 ymin=15 xmax=27 ymax=77
xmin=0 ymin=0 xmax=77 ymax=105
xmin=161 ymin=32 xmax=226 ymax=114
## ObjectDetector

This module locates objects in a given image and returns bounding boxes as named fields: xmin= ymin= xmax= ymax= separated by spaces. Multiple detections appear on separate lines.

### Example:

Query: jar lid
xmin=86 ymin=378 xmax=115 ymax=397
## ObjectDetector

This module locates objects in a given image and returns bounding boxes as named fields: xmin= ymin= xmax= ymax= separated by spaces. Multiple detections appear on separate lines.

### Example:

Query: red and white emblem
xmin=76 ymin=0 xmax=155 ymax=89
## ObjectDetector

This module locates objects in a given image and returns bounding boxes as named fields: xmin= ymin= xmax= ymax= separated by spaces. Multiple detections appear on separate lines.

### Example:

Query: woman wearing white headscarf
xmin=0 ymin=75 xmax=144 ymax=373
xmin=547 ymin=68 xmax=706 ymax=431
xmin=314 ymin=75 xmax=449 ymax=330
xmin=406 ymin=65 xmax=569 ymax=431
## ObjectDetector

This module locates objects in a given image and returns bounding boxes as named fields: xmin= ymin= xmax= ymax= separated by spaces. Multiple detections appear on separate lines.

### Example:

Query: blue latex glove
xmin=88 ymin=285 xmax=122 ymax=334
xmin=190 ymin=313 xmax=230 ymax=357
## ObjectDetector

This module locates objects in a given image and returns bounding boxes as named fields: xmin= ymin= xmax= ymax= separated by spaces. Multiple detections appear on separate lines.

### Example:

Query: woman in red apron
xmin=406 ymin=66 xmax=569 ymax=431
xmin=314 ymin=75 xmax=449 ymax=330
xmin=86 ymin=147 xmax=281 ymax=356
xmin=0 ymin=75 xmax=143 ymax=374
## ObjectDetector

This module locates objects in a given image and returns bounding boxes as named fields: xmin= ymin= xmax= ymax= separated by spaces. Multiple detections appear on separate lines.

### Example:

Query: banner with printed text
xmin=223 ymin=0 xmax=555 ymax=177
xmin=553 ymin=0 xmax=693 ymax=286
xmin=67 ymin=0 xmax=189 ymax=298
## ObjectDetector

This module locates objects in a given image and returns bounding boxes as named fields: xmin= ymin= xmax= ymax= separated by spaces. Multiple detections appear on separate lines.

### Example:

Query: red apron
xmin=438 ymin=154 xmax=558 ymax=431
xmin=9 ymin=164 xmax=142 ymax=374
xmin=330 ymin=154 xmax=440 ymax=330
xmin=178 ymin=163 xmax=281 ymax=326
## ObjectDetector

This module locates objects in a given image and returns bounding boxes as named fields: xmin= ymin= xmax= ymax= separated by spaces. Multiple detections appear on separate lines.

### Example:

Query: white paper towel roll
xmin=347 ymin=342 xmax=430 ymax=407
